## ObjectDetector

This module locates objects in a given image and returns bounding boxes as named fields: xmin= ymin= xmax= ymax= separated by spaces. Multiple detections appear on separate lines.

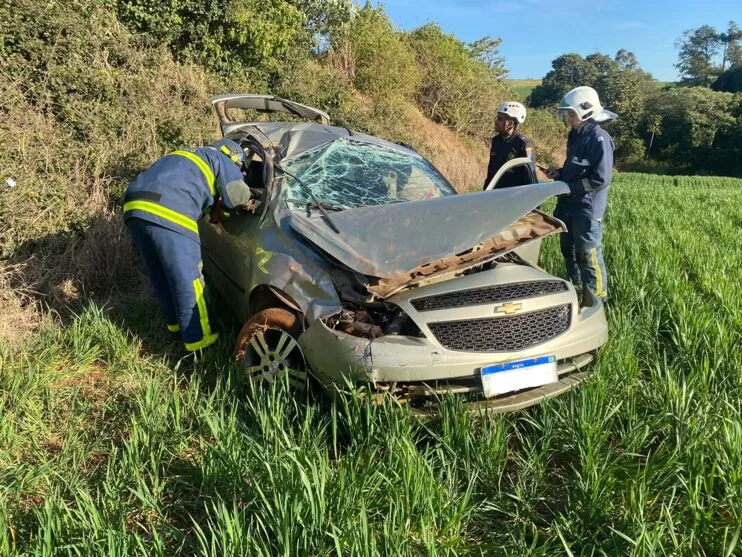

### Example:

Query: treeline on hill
xmin=528 ymin=21 xmax=742 ymax=176
xmin=0 ymin=0 xmax=563 ymax=331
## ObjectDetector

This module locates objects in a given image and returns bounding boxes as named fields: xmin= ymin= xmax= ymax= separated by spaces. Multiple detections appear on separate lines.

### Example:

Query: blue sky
xmin=373 ymin=0 xmax=741 ymax=81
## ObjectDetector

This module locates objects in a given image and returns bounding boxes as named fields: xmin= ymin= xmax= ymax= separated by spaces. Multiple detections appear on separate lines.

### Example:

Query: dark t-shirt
xmin=483 ymin=132 xmax=535 ymax=189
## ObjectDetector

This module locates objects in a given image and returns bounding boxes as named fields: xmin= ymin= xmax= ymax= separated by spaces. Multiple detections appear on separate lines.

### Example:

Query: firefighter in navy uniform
xmin=483 ymin=101 xmax=536 ymax=190
xmin=545 ymin=86 xmax=616 ymax=303
xmin=123 ymin=139 xmax=254 ymax=352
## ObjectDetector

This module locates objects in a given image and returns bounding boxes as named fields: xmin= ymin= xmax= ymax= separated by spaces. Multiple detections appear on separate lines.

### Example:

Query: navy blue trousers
xmin=554 ymin=209 xmax=608 ymax=300
xmin=126 ymin=218 xmax=218 ymax=350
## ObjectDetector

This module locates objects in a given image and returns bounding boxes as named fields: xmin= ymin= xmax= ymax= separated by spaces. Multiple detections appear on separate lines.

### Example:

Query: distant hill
xmin=507 ymin=79 xmax=541 ymax=99
xmin=508 ymin=79 xmax=674 ymax=99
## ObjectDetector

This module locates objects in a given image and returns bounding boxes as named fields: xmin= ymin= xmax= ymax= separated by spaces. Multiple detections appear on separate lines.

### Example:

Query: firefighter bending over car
xmin=123 ymin=139 xmax=254 ymax=351
xmin=483 ymin=101 xmax=536 ymax=189
xmin=545 ymin=86 xmax=615 ymax=304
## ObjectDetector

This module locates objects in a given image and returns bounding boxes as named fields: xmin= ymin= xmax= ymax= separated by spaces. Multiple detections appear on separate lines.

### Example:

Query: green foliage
xmin=112 ymin=0 xmax=309 ymax=80
xmin=286 ymin=0 xmax=355 ymax=43
xmin=712 ymin=66 xmax=742 ymax=92
xmin=530 ymin=52 xmax=649 ymax=155
xmin=643 ymin=87 xmax=741 ymax=175
xmin=341 ymin=4 xmax=420 ymax=100
xmin=675 ymin=24 xmax=723 ymax=86
xmin=529 ymin=53 xmax=599 ymax=107
xmin=519 ymin=108 xmax=566 ymax=167
xmin=2 ymin=174 xmax=742 ymax=554
xmin=408 ymin=23 xmax=509 ymax=137
xmin=675 ymin=22 xmax=742 ymax=86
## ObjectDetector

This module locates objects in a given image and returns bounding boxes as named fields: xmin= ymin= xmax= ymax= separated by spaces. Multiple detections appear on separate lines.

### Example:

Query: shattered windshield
xmin=280 ymin=139 xmax=456 ymax=210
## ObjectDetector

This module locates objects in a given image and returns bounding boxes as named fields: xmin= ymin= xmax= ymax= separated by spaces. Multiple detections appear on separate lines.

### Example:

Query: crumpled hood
xmin=289 ymin=181 xmax=570 ymax=280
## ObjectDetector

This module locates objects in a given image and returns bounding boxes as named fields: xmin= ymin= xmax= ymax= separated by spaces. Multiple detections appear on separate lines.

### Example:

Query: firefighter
xmin=123 ymin=139 xmax=254 ymax=351
xmin=544 ymin=86 xmax=616 ymax=303
xmin=483 ymin=101 xmax=535 ymax=189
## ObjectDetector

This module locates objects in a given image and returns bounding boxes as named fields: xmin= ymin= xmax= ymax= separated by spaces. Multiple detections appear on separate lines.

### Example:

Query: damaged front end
xmin=296 ymin=207 xmax=604 ymax=413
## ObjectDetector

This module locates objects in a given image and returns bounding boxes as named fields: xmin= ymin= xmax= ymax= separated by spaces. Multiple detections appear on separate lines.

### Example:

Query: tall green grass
xmin=0 ymin=173 xmax=740 ymax=554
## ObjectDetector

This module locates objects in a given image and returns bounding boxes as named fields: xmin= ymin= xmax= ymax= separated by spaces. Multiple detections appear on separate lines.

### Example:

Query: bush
xmin=614 ymin=137 xmax=646 ymax=161
xmin=642 ymin=87 xmax=740 ymax=175
xmin=112 ymin=0 xmax=309 ymax=80
xmin=712 ymin=67 xmax=742 ymax=93
xmin=408 ymin=23 xmax=509 ymax=138
xmin=519 ymin=108 xmax=567 ymax=167
xmin=329 ymin=4 xmax=420 ymax=101
xmin=0 ymin=0 xmax=228 ymax=308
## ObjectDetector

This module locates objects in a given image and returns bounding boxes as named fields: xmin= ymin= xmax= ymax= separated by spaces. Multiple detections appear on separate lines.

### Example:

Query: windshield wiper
xmin=286 ymin=198 xmax=346 ymax=212
xmin=276 ymin=165 xmax=341 ymax=234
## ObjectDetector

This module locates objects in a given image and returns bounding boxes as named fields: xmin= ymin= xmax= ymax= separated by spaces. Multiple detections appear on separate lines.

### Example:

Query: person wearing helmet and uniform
xmin=123 ymin=139 xmax=254 ymax=351
xmin=544 ymin=86 xmax=616 ymax=303
xmin=483 ymin=101 xmax=535 ymax=189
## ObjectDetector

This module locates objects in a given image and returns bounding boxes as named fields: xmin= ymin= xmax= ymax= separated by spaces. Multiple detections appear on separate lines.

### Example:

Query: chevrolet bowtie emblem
xmin=494 ymin=302 xmax=522 ymax=315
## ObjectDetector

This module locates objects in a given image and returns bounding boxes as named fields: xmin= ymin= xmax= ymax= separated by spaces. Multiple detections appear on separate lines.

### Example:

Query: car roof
xmin=229 ymin=121 xmax=422 ymax=162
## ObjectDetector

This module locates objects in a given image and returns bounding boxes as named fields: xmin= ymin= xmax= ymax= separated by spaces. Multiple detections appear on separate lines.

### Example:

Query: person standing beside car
xmin=544 ymin=86 xmax=615 ymax=303
xmin=483 ymin=101 xmax=536 ymax=189
xmin=123 ymin=139 xmax=254 ymax=352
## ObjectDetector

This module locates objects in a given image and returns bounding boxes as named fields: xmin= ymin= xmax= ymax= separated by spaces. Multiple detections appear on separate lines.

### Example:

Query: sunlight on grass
xmin=0 ymin=174 xmax=740 ymax=554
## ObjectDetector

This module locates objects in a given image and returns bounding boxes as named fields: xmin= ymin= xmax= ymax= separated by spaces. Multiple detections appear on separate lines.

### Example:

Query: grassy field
xmin=507 ymin=80 xmax=675 ymax=99
xmin=508 ymin=79 xmax=541 ymax=99
xmin=0 ymin=173 xmax=740 ymax=555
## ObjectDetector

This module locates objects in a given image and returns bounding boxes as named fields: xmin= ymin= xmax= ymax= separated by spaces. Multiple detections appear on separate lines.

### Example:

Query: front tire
xmin=234 ymin=308 xmax=307 ymax=391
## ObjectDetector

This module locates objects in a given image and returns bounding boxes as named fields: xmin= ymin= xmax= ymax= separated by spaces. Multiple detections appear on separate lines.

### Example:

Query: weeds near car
xmin=0 ymin=173 xmax=740 ymax=554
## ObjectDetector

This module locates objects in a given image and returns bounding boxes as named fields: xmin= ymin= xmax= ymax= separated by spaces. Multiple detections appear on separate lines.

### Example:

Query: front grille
xmin=411 ymin=280 xmax=568 ymax=312
xmin=428 ymin=304 xmax=571 ymax=352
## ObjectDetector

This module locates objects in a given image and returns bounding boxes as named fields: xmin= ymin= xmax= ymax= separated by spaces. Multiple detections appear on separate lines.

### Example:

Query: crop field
xmin=507 ymin=79 xmax=541 ymax=99
xmin=0 ymin=172 xmax=740 ymax=555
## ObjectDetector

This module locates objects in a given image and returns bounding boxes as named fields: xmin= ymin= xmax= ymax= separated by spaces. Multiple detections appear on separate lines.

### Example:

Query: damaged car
xmin=200 ymin=93 xmax=608 ymax=412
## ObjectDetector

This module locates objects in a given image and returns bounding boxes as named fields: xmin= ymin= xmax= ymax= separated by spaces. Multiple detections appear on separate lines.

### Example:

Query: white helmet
xmin=558 ymin=86 xmax=616 ymax=122
xmin=497 ymin=101 xmax=527 ymax=124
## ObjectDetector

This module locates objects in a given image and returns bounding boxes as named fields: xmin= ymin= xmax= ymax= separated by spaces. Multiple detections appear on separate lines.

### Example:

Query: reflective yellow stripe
xmin=590 ymin=248 xmax=606 ymax=297
xmin=185 ymin=333 xmax=219 ymax=351
xmin=170 ymin=151 xmax=216 ymax=196
xmin=123 ymin=200 xmax=199 ymax=234
xmin=192 ymin=277 xmax=212 ymax=337
xmin=167 ymin=323 xmax=180 ymax=332
xmin=220 ymin=145 xmax=240 ymax=163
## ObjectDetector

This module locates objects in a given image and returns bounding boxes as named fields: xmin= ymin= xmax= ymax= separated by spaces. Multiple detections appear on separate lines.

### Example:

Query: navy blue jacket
xmin=556 ymin=121 xmax=614 ymax=219
xmin=483 ymin=132 xmax=535 ymax=189
xmin=123 ymin=147 xmax=251 ymax=240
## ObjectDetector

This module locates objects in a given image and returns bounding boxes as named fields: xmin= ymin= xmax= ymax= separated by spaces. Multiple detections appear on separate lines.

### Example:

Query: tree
xmin=338 ymin=4 xmax=420 ymax=100
xmin=675 ymin=25 xmax=722 ymax=86
xmin=408 ymin=23 xmax=509 ymax=137
xmin=529 ymin=52 xmax=648 ymax=156
xmin=467 ymin=37 xmax=506 ymax=77
xmin=286 ymin=0 xmax=355 ymax=50
xmin=615 ymin=49 xmax=639 ymax=72
xmin=113 ymin=0 xmax=308 ymax=78
xmin=529 ymin=53 xmax=600 ymax=107
xmin=712 ymin=66 xmax=742 ymax=92
xmin=719 ymin=21 xmax=742 ymax=70
xmin=643 ymin=87 xmax=737 ymax=170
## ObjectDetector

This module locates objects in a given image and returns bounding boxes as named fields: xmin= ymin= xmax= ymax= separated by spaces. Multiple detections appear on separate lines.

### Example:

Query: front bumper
xmin=299 ymin=286 xmax=608 ymax=411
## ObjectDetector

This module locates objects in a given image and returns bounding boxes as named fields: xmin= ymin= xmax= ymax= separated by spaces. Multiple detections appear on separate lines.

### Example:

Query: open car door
xmin=484 ymin=156 xmax=546 ymax=266
xmin=484 ymin=156 xmax=537 ymax=191
xmin=211 ymin=94 xmax=331 ymax=136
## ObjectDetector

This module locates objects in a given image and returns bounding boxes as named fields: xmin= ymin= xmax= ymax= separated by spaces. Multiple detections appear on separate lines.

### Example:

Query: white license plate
xmin=480 ymin=355 xmax=558 ymax=398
